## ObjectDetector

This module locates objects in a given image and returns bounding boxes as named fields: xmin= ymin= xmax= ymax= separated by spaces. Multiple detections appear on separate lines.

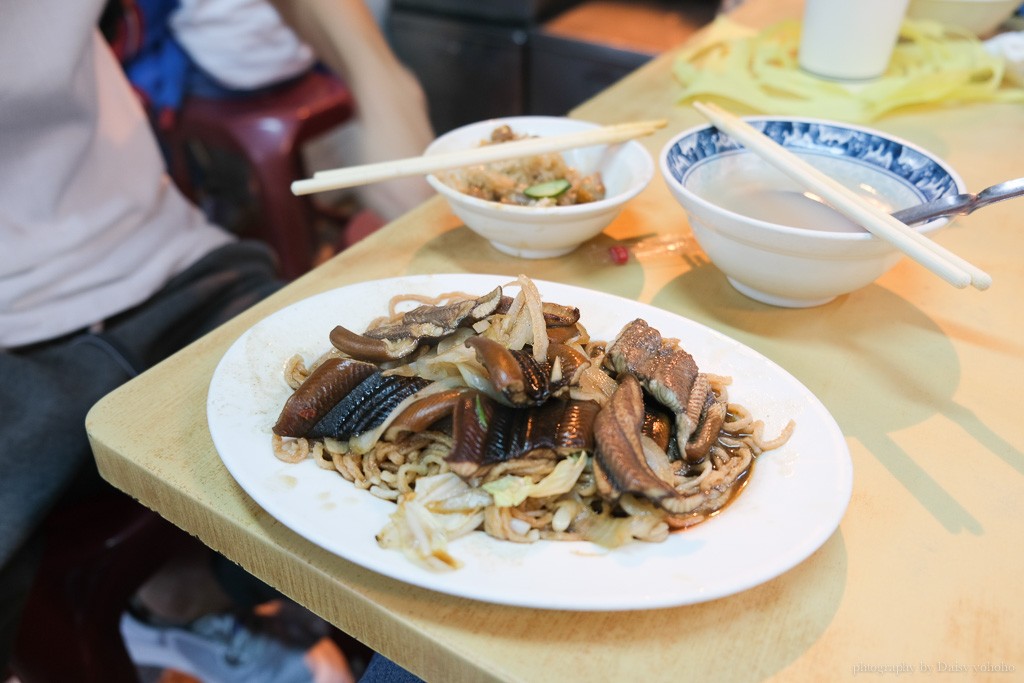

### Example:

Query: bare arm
xmin=266 ymin=0 xmax=436 ymax=219
xmin=267 ymin=0 xmax=409 ymax=99
xmin=265 ymin=0 xmax=434 ymax=152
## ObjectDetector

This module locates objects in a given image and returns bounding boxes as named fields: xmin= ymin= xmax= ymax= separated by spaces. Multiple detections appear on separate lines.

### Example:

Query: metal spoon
xmin=891 ymin=177 xmax=1024 ymax=226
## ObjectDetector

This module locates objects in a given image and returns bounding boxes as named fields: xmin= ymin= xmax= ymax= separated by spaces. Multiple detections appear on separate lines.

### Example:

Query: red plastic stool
xmin=164 ymin=70 xmax=355 ymax=279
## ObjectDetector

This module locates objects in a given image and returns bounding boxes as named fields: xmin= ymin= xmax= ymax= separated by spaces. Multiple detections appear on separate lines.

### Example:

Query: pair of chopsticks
xmin=290 ymin=119 xmax=667 ymax=197
xmin=691 ymin=101 xmax=991 ymax=291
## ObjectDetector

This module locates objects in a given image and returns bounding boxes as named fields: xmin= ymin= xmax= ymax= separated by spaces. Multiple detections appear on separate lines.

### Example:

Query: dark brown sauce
xmin=668 ymin=427 xmax=758 ymax=532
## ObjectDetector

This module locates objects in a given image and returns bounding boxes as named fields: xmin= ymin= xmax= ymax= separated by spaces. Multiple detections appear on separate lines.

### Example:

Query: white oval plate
xmin=208 ymin=274 xmax=852 ymax=611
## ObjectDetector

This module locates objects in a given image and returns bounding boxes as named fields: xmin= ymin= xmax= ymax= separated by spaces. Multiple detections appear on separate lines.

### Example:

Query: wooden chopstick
xmin=692 ymin=101 xmax=991 ymax=291
xmin=290 ymin=119 xmax=667 ymax=197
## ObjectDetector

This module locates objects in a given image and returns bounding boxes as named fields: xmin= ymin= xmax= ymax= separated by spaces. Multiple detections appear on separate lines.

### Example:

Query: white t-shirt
xmin=0 ymin=0 xmax=233 ymax=348
xmin=171 ymin=0 xmax=317 ymax=89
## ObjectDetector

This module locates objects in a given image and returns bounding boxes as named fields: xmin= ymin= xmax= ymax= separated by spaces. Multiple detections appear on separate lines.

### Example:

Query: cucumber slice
xmin=523 ymin=179 xmax=571 ymax=199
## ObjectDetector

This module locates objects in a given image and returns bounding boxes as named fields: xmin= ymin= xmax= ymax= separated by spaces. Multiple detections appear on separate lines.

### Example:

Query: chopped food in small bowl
xmin=426 ymin=116 xmax=654 ymax=259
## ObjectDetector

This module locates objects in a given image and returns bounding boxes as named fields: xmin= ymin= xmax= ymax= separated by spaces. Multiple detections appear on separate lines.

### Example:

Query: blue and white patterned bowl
xmin=660 ymin=117 xmax=966 ymax=307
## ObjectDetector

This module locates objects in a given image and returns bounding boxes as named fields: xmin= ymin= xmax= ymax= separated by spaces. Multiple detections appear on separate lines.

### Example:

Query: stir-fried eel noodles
xmin=271 ymin=276 xmax=794 ymax=571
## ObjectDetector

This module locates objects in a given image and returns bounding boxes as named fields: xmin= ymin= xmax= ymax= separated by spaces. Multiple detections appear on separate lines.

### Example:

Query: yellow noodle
xmin=272 ymin=434 xmax=309 ymax=464
xmin=329 ymin=451 xmax=355 ymax=483
xmin=388 ymin=290 xmax=476 ymax=317
xmin=756 ymin=419 xmax=796 ymax=452
xmin=311 ymin=442 xmax=332 ymax=469
xmin=370 ymin=484 xmax=400 ymax=501
xmin=283 ymin=355 xmax=309 ymax=390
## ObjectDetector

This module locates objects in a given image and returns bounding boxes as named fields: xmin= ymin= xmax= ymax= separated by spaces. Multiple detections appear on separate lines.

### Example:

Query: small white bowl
xmin=907 ymin=0 xmax=1019 ymax=36
xmin=660 ymin=117 xmax=966 ymax=308
xmin=425 ymin=116 xmax=654 ymax=259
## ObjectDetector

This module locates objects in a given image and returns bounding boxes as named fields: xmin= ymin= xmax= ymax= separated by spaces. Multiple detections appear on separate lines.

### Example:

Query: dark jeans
xmin=0 ymin=240 xmax=281 ymax=667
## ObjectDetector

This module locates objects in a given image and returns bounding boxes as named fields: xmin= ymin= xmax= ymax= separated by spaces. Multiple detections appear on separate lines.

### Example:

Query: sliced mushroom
xmin=592 ymin=375 xmax=702 ymax=515
xmin=330 ymin=287 xmax=503 ymax=363
xmin=495 ymin=297 xmax=580 ymax=328
xmin=546 ymin=342 xmax=591 ymax=387
xmin=273 ymin=358 xmax=378 ymax=437
xmin=366 ymin=287 xmax=502 ymax=342
xmin=607 ymin=319 xmax=700 ymax=419
xmin=383 ymin=388 xmax=467 ymax=441
xmin=307 ymin=372 xmax=432 ymax=440
xmin=445 ymin=391 xmax=599 ymax=479
xmin=608 ymin=319 xmax=724 ymax=461
xmin=684 ymin=389 xmax=727 ymax=462
xmin=546 ymin=323 xmax=585 ymax=345
xmin=329 ymin=325 xmax=420 ymax=362
xmin=465 ymin=335 xmax=551 ymax=407
xmin=540 ymin=302 xmax=581 ymax=327
xmin=642 ymin=400 xmax=675 ymax=454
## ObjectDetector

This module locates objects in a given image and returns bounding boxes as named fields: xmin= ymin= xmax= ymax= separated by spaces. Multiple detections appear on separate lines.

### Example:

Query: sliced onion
xmin=517 ymin=274 xmax=549 ymax=363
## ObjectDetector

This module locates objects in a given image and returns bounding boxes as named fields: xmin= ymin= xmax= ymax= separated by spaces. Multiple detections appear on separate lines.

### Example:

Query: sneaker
xmin=120 ymin=608 xmax=352 ymax=683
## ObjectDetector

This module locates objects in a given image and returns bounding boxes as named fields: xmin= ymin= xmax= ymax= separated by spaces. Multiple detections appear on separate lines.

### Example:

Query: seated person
xmin=0 ymin=1 xmax=421 ymax=680
xmin=110 ymin=0 xmax=435 ymax=224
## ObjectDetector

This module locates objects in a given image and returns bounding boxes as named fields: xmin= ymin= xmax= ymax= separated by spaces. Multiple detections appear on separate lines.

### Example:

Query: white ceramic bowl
xmin=425 ymin=116 xmax=654 ymax=259
xmin=660 ymin=117 xmax=966 ymax=308
xmin=907 ymin=0 xmax=1019 ymax=36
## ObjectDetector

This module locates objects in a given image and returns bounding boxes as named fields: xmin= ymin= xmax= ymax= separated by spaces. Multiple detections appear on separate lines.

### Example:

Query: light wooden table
xmin=88 ymin=2 xmax=1024 ymax=680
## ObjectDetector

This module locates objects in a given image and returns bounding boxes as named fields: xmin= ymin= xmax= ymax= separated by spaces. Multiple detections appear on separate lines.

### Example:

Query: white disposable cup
xmin=798 ymin=0 xmax=910 ymax=80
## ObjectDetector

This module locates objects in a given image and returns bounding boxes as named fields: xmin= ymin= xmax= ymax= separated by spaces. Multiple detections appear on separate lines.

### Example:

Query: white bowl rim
xmin=425 ymin=116 xmax=655 ymax=217
xmin=659 ymin=115 xmax=967 ymax=243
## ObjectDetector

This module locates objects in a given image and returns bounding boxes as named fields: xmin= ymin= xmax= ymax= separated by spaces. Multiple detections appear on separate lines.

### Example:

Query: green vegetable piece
xmin=523 ymin=179 xmax=571 ymax=199
xmin=473 ymin=393 xmax=489 ymax=428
